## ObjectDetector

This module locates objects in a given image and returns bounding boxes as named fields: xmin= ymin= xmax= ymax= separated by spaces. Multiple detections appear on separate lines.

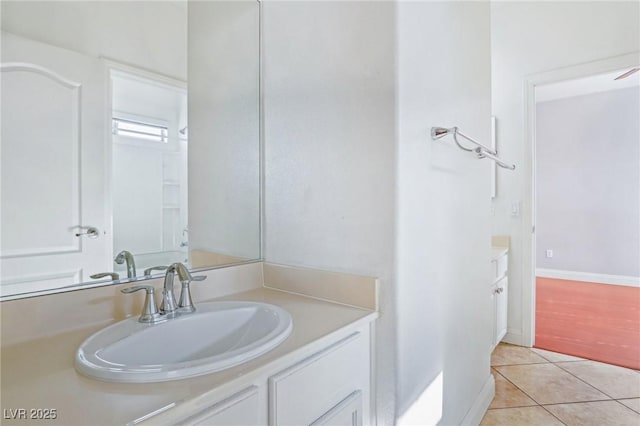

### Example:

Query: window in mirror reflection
xmin=112 ymin=118 xmax=169 ymax=143
xmin=111 ymin=71 xmax=189 ymax=277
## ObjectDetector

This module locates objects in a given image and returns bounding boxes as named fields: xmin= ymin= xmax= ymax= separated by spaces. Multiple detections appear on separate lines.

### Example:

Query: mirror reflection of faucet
xmin=121 ymin=262 xmax=206 ymax=323
xmin=114 ymin=250 xmax=136 ymax=278
xmin=90 ymin=272 xmax=120 ymax=281
xmin=144 ymin=266 xmax=168 ymax=276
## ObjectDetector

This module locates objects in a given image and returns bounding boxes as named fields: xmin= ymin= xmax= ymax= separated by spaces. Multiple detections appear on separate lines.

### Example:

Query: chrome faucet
xmin=160 ymin=264 xmax=180 ymax=315
xmin=160 ymin=262 xmax=206 ymax=316
xmin=121 ymin=285 xmax=165 ymax=323
xmin=115 ymin=250 xmax=136 ymax=278
xmin=121 ymin=262 xmax=205 ymax=323
xmin=175 ymin=263 xmax=206 ymax=313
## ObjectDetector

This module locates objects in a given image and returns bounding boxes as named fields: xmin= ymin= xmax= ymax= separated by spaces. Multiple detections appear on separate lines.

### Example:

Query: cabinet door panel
xmin=496 ymin=254 xmax=508 ymax=280
xmin=495 ymin=276 xmax=508 ymax=343
xmin=269 ymin=332 xmax=369 ymax=426
xmin=491 ymin=283 xmax=498 ymax=348
xmin=311 ymin=390 xmax=362 ymax=426
xmin=176 ymin=386 xmax=260 ymax=426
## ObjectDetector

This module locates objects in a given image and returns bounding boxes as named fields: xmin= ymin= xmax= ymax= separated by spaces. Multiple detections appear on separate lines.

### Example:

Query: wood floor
xmin=536 ymin=277 xmax=640 ymax=370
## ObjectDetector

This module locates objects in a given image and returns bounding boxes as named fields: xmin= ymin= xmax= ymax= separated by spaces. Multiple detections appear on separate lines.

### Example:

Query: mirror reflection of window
xmin=112 ymin=118 xmax=168 ymax=143
xmin=111 ymin=72 xmax=189 ymax=276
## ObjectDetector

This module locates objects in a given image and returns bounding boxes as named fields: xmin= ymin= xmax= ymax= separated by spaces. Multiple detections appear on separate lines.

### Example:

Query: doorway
xmin=522 ymin=53 xmax=640 ymax=369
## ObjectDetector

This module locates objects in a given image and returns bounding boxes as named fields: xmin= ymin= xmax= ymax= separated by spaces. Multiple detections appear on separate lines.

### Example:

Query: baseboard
xmin=460 ymin=373 xmax=495 ymax=426
xmin=536 ymin=268 xmax=640 ymax=288
xmin=501 ymin=330 xmax=526 ymax=347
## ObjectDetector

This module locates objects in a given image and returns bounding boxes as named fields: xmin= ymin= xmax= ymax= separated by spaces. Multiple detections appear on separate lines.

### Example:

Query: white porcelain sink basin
xmin=75 ymin=301 xmax=292 ymax=383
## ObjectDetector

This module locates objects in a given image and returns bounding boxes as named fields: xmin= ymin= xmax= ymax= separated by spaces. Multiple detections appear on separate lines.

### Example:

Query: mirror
xmin=0 ymin=1 xmax=261 ymax=300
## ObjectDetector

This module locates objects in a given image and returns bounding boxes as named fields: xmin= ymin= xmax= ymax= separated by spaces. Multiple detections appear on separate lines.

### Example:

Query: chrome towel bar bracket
xmin=430 ymin=126 xmax=516 ymax=170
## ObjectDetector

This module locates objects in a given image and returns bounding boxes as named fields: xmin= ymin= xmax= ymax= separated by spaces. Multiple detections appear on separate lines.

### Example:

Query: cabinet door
xmin=175 ymin=386 xmax=261 ymax=426
xmin=495 ymin=276 xmax=508 ymax=344
xmin=311 ymin=391 xmax=362 ymax=426
xmin=268 ymin=332 xmax=369 ymax=426
xmin=490 ymin=283 xmax=498 ymax=348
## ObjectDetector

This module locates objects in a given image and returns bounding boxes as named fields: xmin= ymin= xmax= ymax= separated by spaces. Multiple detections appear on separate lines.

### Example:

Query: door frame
xmin=521 ymin=52 xmax=640 ymax=347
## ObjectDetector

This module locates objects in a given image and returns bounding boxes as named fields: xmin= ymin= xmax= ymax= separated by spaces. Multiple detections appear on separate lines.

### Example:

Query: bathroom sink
xmin=75 ymin=301 xmax=293 ymax=383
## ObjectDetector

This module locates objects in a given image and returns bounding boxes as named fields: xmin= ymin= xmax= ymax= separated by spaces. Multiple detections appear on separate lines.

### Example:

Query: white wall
xmin=0 ymin=1 xmax=187 ymax=81
xmin=396 ymin=2 xmax=492 ymax=424
xmin=262 ymin=2 xmax=397 ymax=423
xmin=536 ymin=88 xmax=640 ymax=277
xmin=491 ymin=1 xmax=640 ymax=345
xmin=188 ymin=1 xmax=260 ymax=260
xmin=112 ymin=142 xmax=164 ymax=254
xmin=265 ymin=1 xmax=493 ymax=424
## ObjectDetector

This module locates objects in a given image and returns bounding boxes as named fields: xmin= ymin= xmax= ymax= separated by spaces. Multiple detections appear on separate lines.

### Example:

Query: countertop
xmin=0 ymin=287 xmax=377 ymax=425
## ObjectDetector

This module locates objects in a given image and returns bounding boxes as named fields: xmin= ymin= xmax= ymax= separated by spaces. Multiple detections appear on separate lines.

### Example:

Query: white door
xmin=1 ymin=33 xmax=109 ymax=296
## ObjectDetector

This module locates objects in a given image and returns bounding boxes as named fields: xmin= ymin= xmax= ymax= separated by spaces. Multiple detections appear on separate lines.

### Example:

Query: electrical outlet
xmin=546 ymin=249 xmax=553 ymax=258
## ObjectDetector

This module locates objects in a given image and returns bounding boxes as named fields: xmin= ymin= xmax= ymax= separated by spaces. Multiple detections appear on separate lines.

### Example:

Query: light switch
xmin=546 ymin=249 xmax=553 ymax=258
xmin=510 ymin=201 xmax=520 ymax=217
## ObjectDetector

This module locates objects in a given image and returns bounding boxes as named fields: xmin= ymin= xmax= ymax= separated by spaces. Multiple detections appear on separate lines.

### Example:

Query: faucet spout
xmin=175 ymin=263 xmax=194 ymax=282
xmin=172 ymin=263 xmax=206 ymax=313
xmin=172 ymin=263 xmax=194 ymax=312
xmin=160 ymin=263 xmax=181 ymax=315
xmin=115 ymin=250 xmax=137 ymax=278
xmin=159 ymin=262 xmax=205 ymax=317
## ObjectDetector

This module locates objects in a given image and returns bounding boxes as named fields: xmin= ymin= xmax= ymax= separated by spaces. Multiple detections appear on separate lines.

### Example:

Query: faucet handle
xmin=177 ymin=275 xmax=206 ymax=313
xmin=121 ymin=285 xmax=165 ymax=323
xmin=121 ymin=284 xmax=154 ymax=294
xmin=90 ymin=272 xmax=120 ymax=281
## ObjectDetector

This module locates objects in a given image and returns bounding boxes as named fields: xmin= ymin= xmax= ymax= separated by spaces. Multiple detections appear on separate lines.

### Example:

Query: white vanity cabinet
xmin=269 ymin=332 xmax=369 ymax=426
xmin=491 ymin=250 xmax=509 ymax=348
xmin=151 ymin=327 xmax=372 ymax=426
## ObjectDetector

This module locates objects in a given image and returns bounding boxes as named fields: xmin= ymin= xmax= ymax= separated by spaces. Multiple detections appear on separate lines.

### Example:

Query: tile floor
xmin=481 ymin=343 xmax=640 ymax=426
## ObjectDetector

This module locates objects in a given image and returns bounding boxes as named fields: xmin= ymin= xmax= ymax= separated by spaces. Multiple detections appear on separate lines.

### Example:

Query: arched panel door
xmin=1 ymin=33 xmax=109 ymax=296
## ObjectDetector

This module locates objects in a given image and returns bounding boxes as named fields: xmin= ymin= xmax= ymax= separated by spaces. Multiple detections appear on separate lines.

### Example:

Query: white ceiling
xmin=536 ymin=67 xmax=640 ymax=103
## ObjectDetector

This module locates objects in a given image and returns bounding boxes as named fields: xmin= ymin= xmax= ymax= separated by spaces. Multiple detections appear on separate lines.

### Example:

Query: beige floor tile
xmin=556 ymin=360 xmax=640 ymax=399
xmin=495 ymin=363 xmax=609 ymax=404
xmin=491 ymin=343 xmax=548 ymax=366
xmin=545 ymin=400 xmax=640 ymax=426
xmin=480 ymin=406 xmax=563 ymax=426
xmin=490 ymin=372 xmax=537 ymax=409
xmin=531 ymin=347 xmax=584 ymax=363
xmin=618 ymin=398 xmax=640 ymax=414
